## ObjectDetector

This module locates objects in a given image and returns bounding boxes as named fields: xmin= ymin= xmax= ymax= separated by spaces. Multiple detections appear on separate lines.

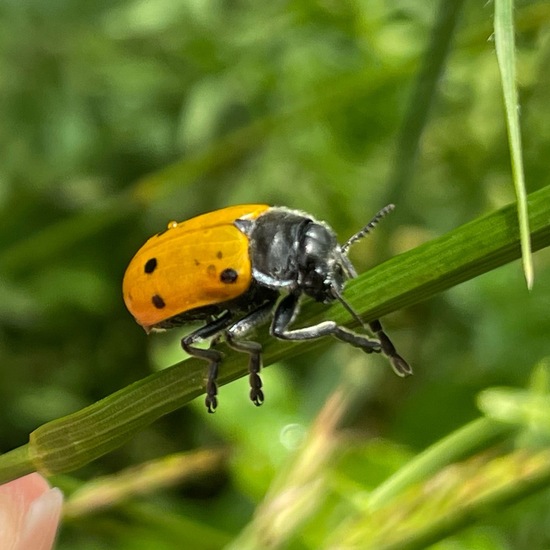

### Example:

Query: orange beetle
xmin=123 ymin=204 xmax=411 ymax=412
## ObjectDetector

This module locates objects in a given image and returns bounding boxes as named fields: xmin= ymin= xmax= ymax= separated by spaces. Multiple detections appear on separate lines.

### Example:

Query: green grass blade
xmin=385 ymin=0 xmax=465 ymax=203
xmin=331 ymin=447 xmax=550 ymax=550
xmin=494 ymin=0 xmax=533 ymax=288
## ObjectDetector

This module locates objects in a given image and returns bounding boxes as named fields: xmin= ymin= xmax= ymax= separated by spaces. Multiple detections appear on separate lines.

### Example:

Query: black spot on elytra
xmin=152 ymin=294 xmax=166 ymax=309
xmin=216 ymin=250 xmax=223 ymax=259
xmin=220 ymin=268 xmax=238 ymax=284
xmin=144 ymin=258 xmax=157 ymax=274
xmin=194 ymin=259 xmax=200 ymax=266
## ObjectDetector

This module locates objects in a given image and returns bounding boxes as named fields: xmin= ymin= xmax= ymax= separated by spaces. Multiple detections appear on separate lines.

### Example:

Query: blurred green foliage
xmin=1 ymin=0 xmax=550 ymax=548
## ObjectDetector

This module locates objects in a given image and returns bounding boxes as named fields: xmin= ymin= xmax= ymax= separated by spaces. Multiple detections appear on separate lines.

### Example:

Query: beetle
xmin=123 ymin=204 xmax=411 ymax=412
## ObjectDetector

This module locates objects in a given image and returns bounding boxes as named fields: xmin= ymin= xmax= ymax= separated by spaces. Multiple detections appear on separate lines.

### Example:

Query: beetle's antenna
xmin=333 ymin=289 xmax=368 ymax=330
xmin=341 ymin=204 xmax=395 ymax=255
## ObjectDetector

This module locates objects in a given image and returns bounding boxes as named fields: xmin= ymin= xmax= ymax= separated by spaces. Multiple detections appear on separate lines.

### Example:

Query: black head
xmin=298 ymin=221 xmax=356 ymax=302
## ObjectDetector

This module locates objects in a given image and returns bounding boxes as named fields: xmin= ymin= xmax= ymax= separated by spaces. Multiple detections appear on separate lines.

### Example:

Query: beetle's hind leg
xmin=182 ymin=343 xmax=222 ymax=413
xmin=181 ymin=311 xmax=234 ymax=413
xmin=226 ymin=301 xmax=275 ymax=407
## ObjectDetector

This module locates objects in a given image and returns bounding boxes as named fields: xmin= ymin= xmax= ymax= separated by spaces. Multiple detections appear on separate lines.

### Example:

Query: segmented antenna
xmin=333 ymin=288 xmax=367 ymax=329
xmin=341 ymin=204 xmax=395 ymax=254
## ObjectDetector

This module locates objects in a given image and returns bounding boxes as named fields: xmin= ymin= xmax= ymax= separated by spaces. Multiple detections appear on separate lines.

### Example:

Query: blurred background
xmin=1 ymin=0 xmax=550 ymax=548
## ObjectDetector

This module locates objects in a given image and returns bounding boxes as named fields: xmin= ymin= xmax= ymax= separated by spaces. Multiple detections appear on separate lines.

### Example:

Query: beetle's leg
xmin=368 ymin=319 xmax=412 ymax=376
xmin=225 ymin=301 xmax=275 ymax=407
xmin=181 ymin=311 xmax=234 ymax=413
xmin=271 ymin=294 xmax=381 ymax=353
xmin=272 ymin=294 xmax=412 ymax=376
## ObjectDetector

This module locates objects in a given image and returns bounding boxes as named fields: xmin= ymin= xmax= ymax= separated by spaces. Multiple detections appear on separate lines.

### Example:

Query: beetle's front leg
xmin=271 ymin=294 xmax=412 ymax=377
xmin=270 ymin=293 xmax=381 ymax=353
xmin=368 ymin=319 xmax=412 ymax=377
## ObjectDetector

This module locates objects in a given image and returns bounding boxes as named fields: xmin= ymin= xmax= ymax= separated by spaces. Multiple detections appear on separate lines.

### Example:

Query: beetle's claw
xmin=206 ymin=394 xmax=218 ymax=413
xmin=205 ymin=379 xmax=218 ymax=413
xmin=249 ymin=370 xmax=264 ymax=406
xmin=390 ymin=355 xmax=413 ymax=377
xmin=250 ymin=388 xmax=264 ymax=406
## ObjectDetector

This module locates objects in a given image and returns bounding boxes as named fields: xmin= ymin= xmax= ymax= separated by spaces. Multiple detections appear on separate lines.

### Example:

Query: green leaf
xmin=495 ymin=0 xmax=533 ymax=288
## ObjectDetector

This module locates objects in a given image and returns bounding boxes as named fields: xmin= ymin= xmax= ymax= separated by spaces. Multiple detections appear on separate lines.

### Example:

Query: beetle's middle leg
xmin=225 ymin=301 xmax=275 ymax=406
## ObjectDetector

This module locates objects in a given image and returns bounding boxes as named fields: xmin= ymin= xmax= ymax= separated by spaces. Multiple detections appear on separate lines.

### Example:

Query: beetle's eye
xmin=307 ymin=270 xmax=324 ymax=287
xmin=333 ymin=263 xmax=346 ymax=284
xmin=302 ymin=267 xmax=326 ymax=297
